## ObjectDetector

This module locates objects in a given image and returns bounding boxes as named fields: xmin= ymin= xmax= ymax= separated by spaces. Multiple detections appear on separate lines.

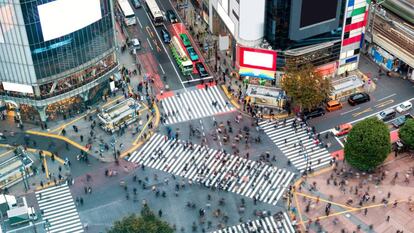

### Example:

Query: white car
xmin=396 ymin=101 xmax=412 ymax=113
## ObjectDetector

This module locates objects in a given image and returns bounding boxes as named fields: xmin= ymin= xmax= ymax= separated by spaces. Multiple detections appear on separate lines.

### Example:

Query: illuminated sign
xmin=238 ymin=46 xmax=277 ymax=80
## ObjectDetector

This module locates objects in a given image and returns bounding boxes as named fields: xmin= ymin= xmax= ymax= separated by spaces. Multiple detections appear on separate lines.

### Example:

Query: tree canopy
xmin=108 ymin=205 xmax=174 ymax=233
xmin=399 ymin=118 xmax=414 ymax=149
xmin=344 ymin=118 xmax=391 ymax=172
xmin=281 ymin=63 xmax=331 ymax=111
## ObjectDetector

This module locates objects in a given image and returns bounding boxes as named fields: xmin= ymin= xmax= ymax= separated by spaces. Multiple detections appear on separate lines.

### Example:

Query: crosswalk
xmin=211 ymin=212 xmax=295 ymax=233
xmin=161 ymin=85 xmax=235 ymax=124
xmin=35 ymin=183 xmax=83 ymax=233
xmin=259 ymin=118 xmax=333 ymax=172
xmin=128 ymin=133 xmax=295 ymax=205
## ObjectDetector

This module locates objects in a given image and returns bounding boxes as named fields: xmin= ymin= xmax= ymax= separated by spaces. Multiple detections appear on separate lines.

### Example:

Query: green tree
xmin=344 ymin=118 xmax=391 ymax=172
xmin=281 ymin=63 xmax=331 ymax=111
xmin=108 ymin=205 xmax=174 ymax=233
xmin=399 ymin=118 xmax=414 ymax=149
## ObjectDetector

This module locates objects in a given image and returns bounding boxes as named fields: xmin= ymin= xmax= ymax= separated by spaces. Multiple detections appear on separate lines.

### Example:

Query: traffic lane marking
xmin=375 ymin=99 xmax=394 ymax=108
xmin=142 ymin=5 xmax=186 ymax=91
xmin=376 ymin=93 xmax=396 ymax=102
xmin=340 ymin=107 xmax=360 ymax=115
xmin=145 ymin=26 xmax=154 ymax=38
xmin=146 ymin=38 xmax=154 ymax=50
xmin=352 ymin=107 xmax=372 ymax=117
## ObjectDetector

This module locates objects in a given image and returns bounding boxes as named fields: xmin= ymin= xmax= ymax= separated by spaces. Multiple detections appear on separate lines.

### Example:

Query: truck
xmin=7 ymin=206 xmax=37 ymax=226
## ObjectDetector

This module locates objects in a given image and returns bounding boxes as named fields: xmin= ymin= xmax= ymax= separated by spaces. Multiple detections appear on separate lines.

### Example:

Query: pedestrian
xmin=386 ymin=215 xmax=390 ymax=222
xmin=364 ymin=208 xmax=368 ymax=215
xmin=80 ymin=198 xmax=84 ymax=206
xmin=158 ymin=209 xmax=162 ymax=217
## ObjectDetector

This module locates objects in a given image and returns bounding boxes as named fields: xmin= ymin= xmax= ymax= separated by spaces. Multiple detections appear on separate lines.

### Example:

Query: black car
xmin=303 ymin=107 xmax=326 ymax=119
xmin=166 ymin=10 xmax=178 ymax=23
xmin=161 ymin=29 xmax=171 ymax=43
xmin=132 ymin=0 xmax=141 ymax=8
xmin=348 ymin=92 xmax=370 ymax=106
xmin=195 ymin=62 xmax=209 ymax=77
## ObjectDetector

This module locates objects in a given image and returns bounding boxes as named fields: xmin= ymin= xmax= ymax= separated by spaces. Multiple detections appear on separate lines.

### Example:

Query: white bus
xmin=145 ymin=0 xmax=164 ymax=26
xmin=117 ymin=0 xmax=136 ymax=26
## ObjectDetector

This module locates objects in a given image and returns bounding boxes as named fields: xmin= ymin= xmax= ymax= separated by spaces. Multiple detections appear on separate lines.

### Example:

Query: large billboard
xmin=238 ymin=46 xmax=277 ymax=80
xmin=38 ymin=0 xmax=102 ymax=41
xmin=300 ymin=0 xmax=338 ymax=28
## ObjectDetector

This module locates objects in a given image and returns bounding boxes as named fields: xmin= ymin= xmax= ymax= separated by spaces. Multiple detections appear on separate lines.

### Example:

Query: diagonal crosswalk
xmin=161 ymin=86 xmax=235 ymax=124
xmin=259 ymin=118 xmax=333 ymax=172
xmin=35 ymin=183 xmax=84 ymax=233
xmin=210 ymin=212 xmax=295 ymax=233
xmin=128 ymin=133 xmax=295 ymax=206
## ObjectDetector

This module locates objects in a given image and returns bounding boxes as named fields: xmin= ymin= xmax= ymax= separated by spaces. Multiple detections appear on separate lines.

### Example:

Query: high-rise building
xmin=206 ymin=0 xmax=369 ymax=76
xmin=364 ymin=0 xmax=414 ymax=79
xmin=0 ymin=0 xmax=118 ymax=122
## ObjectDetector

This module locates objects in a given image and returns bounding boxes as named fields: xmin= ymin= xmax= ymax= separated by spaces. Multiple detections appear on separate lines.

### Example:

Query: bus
xmin=117 ymin=0 xmax=136 ymax=26
xmin=145 ymin=0 xmax=164 ymax=26
xmin=170 ymin=36 xmax=193 ymax=75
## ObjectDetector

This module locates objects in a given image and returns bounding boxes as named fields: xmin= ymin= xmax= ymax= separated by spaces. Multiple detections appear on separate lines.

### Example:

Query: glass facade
xmin=265 ymin=0 xmax=346 ymax=69
xmin=20 ymin=0 xmax=115 ymax=80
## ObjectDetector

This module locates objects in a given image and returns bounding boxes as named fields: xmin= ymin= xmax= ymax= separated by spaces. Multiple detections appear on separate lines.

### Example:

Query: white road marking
xmin=136 ymin=16 xmax=143 ymax=28
xmin=320 ymin=97 xmax=414 ymax=134
xmin=142 ymin=4 xmax=186 ymax=91
xmin=146 ymin=38 xmax=154 ymax=50
xmin=340 ymin=107 xmax=360 ymax=115
xmin=377 ymin=93 xmax=396 ymax=102
xmin=159 ymin=64 xmax=165 ymax=74
xmin=334 ymin=135 xmax=345 ymax=148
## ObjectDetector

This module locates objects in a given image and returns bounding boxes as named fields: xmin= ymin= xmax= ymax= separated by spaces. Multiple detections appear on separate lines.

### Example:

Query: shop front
xmin=245 ymin=84 xmax=287 ymax=118
xmin=330 ymin=75 xmax=365 ymax=102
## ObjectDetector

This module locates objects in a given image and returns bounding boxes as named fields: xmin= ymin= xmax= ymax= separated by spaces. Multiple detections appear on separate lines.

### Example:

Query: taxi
xmin=332 ymin=123 xmax=353 ymax=136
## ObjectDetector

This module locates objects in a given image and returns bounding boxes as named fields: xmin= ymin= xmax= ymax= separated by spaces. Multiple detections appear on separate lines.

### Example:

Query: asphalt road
xmin=310 ymin=55 xmax=414 ymax=133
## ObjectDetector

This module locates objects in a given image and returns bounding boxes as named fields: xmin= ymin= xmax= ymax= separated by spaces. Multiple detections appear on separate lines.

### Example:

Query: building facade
xmin=364 ymin=0 xmax=414 ymax=79
xmin=0 ymin=0 xmax=118 ymax=122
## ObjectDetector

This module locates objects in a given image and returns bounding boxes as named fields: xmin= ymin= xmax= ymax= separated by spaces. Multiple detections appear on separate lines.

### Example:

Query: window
xmin=232 ymin=10 xmax=239 ymax=21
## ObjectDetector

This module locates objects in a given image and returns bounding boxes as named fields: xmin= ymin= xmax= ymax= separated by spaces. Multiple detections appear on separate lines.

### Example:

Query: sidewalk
xmin=290 ymin=152 xmax=414 ymax=233
xmin=0 ymin=21 xmax=160 ymax=164
xmin=0 ymin=144 xmax=70 ymax=195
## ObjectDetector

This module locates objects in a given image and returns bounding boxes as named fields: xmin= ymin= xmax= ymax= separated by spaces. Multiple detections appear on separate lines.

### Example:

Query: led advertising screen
xmin=300 ymin=0 xmax=337 ymax=28
xmin=38 ymin=0 xmax=102 ymax=41
xmin=2 ymin=82 xmax=34 ymax=94
xmin=238 ymin=46 xmax=277 ymax=80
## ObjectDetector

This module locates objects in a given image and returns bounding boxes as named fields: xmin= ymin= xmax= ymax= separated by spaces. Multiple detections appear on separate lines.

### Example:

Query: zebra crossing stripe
xmin=161 ymin=86 xmax=235 ymax=125
xmin=259 ymin=119 xmax=333 ymax=172
xmin=36 ymin=183 xmax=84 ymax=233
xmin=128 ymin=133 xmax=294 ymax=206
xmin=210 ymin=212 xmax=295 ymax=233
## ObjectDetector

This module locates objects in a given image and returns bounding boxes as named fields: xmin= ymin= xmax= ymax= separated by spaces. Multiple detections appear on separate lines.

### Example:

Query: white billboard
xmin=38 ymin=0 xmax=102 ymax=41
xmin=2 ymin=82 xmax=34 ymax=94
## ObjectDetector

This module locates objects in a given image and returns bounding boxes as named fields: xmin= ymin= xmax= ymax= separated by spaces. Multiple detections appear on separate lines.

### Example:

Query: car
xmin=195 ymin=62 xmax=209 ymax=77
xmin=332 ymin=123 xmax=353 ymax=136
xmin=326 ymin=100 xmax=342 ymax=112
xmin=377 ymin=108 xmax=397 ymax=121
xmin=396 ymin=101 xmax=412 ymax=113
xmin=180 ymin=34 xmax=191 ymax=47
xmin=132 ymin=0 xmax=141 ymax=8
xmin=161 ymin=29 xmax=171 ymax=43
xmin=130 ymin=38 xmax=141 ymax=49
xmin=0 ymin=133 xmax=6 ymax=141
xmin=166 ymin=10 xmax=178 ymax=23
xmin=303 ymin=107 xmax=325 ymax=119
xmin=348 ymin=92 xmax=370 ymax=106
xmin=391 ymin=114 xmax=413 ymax=128
xmin=186 ymin=47 xmax=199 ymax=61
